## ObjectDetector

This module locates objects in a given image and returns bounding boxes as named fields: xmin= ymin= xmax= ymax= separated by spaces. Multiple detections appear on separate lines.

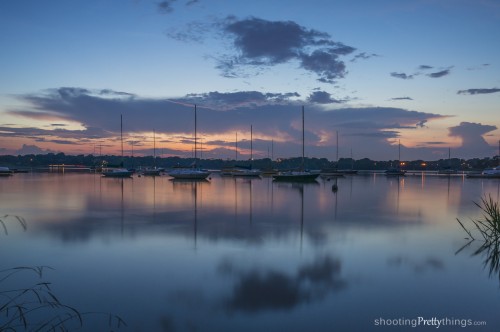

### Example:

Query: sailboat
xmin=102 ymin=115 xmax=133 ymax=178
xmin=385 ymin=139 xmax=406 ymax=176
xmin=233 ymin=125 xmax=261 ymax=177
xmin=320 ymin=131 xmax=344 ymax=178
xmin=168 ymin=104 xmax=211 ymax=180
xmin=340 ymin=147 xmax=358 ymax=174
xmin=221 ymin=132 xmax=238 ymax=176
xmin=437 ymin=147 xmax=457 ymax=175
xmin=272 ymin=106 xmax=319 ymax=182
xmin=142 ymin=129 xmax=163 ymax=176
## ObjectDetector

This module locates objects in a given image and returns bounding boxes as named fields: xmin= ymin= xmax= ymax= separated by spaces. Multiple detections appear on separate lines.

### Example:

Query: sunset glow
xmin=1 ymin=0 xmax=499 ymax=160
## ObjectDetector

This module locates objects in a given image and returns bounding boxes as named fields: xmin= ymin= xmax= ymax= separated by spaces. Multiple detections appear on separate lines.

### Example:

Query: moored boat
xmin=166 ymin=105 xmax=210 ymax=180
xmin=102 ymin=168 xmax=133 ymax=178
xmin=385 ymin=140 xmax=405 ymax=176
xmin=0 ymin=166 xmax=13 ymax=176
xmin=384 ymin=168 xmax=406 ymax=176
xmin=273 ymin=171 xmax=319 ymax=182
xmin=466 ymin=166 xmax=500 ymax=178
xmin=168 ymin=168 xmax=211 ymax=179
xmin=272 ymin=106 xmax=318 ymax=182
xmin=142 ymin=167 xmax=163 ymax=176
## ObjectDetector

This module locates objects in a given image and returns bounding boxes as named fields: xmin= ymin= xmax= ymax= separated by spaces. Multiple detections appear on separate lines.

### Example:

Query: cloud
xmin=448 ymin=122 xmax=497 ymax=158
xmin=390 ymin=72 xmax=413 ymax=80
xmin=157 ymin=0 xmax=176 ymax=14
xmin=186 ymin=90 xmax=300 ymax=109
xmin=351 ymin=52 xmax=379 ymax=62
xmin=157 ymin=0 xmax=199 ymax=13
xmin=467 ymin=63 xmax=490 ymax=71
xmin=217 ymin=17 xmax=356 ymax=83
xmin=166 ymin=20 xmax=213 ymax=43
xmin=389 ymin=97 xmax=413 ymax=101
xmin=427 ymin=69 xmax=451 ymax=78
xmin=457 ymin=88 xmax=500 ymax=95
xmin=307 ymin=91 xmax=342 ymax=104
xmin=418 ymin=65 xmax=433 ymax=70
xmin=15 ymin=144 xmax=54 ymax=155
xmin=391 ymin=65 xmax=452 ymax=80
xmin=6 ymin=87 xmax=460 ymax=160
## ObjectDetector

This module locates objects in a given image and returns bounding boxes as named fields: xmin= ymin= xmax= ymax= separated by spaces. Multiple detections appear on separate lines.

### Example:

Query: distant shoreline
xmin=0 ymin=152 xmax=498 ymax=172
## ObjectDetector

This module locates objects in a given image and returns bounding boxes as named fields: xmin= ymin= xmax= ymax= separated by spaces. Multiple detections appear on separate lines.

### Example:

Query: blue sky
xmin=0 ymin=0 xmax=499 ymax=161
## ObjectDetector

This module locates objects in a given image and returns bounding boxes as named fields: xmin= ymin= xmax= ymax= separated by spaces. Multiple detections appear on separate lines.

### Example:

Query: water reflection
xmin=2 ymin=174 xmax=500 ymax=331
xmin=221 ymin=255 xmax=346 ymax=313
xmin=1 ymin=174 xmax=495 ymax=243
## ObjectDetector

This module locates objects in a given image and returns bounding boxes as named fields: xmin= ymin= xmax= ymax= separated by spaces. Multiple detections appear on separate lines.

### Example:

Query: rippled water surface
xmin=1 ymin=173 xmax=499 ymax=331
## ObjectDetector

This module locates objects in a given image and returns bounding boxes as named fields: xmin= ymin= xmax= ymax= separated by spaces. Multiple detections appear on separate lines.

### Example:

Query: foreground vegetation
xmin=457 ymin=195 xmax=500 ymax=280
xmin=1 ymin=215 xmax=125 ymax=331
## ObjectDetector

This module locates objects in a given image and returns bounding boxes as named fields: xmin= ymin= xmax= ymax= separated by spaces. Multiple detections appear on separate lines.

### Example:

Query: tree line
xmin=0 ymin=153 xmax=498 ymax=171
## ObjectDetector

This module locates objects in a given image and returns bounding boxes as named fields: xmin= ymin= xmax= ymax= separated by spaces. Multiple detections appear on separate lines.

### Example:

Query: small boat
xmin=167 ymin=105 xmax=210 ymax=180
xmin=142 ymin=130 xmax=162 ymax=176
xmin=385 ymin=168 xmax=406 ymax=176
xmin=142 ymin=168 xmax=163 ymax=176
xmin=102 ymin=168 xmax=133 ymax=178
xmin=466 ymin=143 xmax=500 ymax=178
xmin=168 ymin=168 xmax=211 ymax=179
xmin=260 ymin=168 xmax=278 ymax=176
xmin=232 ymin=165 xmax=261 ymax=177
xmin=272 ymin=106 xmax=318 ymax=182
xmin=0 ymin=166 xmax=13 ymax=176
xmin=437 ymin=168 xmax=458 ymax=175
xmin=321 ymin=131 xmax=344 ymax=178
xmin=103 ymin=115 xmax=132 ymax=178
xmin=319 ymin=168 xmax=344 ymax=178
xmin=220 ymin=167 xmax=237 ymax=176
xmin=484 ymin=166 xmax=500 ymax=176
xmin=273 ymin=171 xmax=319 ymax=182
xmin=438 ymin=148 xmax=458 ymax=175
xmin=385 ymin=140 xmax=405 ymax=176
xmin=232 ymin=125 xmax=261 ymax=177
xmin=466 ymin=166 xmax=500 ymax=178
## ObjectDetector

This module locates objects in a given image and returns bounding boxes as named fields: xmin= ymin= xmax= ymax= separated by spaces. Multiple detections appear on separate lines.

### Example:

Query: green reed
xmin=457 ymin=195 xmax=500 ymax=243
xmin=0 ymin=266 xmax=126 ymax=331
xmin=457 ymin=194 xmax=500 ymax=280
xmin=1 ymin=216 xmax=126 ymax=331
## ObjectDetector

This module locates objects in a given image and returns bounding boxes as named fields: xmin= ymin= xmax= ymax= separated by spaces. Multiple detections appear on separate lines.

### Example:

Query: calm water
xmin=1 ymin=173 xmax=500 ymax=331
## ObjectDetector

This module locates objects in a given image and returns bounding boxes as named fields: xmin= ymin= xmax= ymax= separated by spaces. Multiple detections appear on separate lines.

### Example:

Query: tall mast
xmin=120 ymin=114 xmax=123 ymax=159
xmin=271 ymin=139 xmax=274 ymax=161
xmin=398 ymin=139 xmax=401 ymax=162
xmin=194 ymin=104 xmax=197 ymax=161
xmin=351 ymin=148 xmax=353 ymax=170
xmin=153 ymin=129 xmax=156 ymax=167
xmin=302 ymin=106 xmax=305 ymax=168
xmin=236 ymin=132 xmax=238 ymax=161
xmin=250 ymin=125 xmax=253 ymax=161
xmin=336 ymin=130 xmax=339 ymax=163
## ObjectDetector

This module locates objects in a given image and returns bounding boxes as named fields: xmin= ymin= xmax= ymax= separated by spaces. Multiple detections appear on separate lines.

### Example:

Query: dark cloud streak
xmin=308 ymin=91 xmax=343 ymax=104
xmin=390 ymin=72 xmax=413 ymax=80
xmin=457 ymin=88 xmax=500 ymax=95
xmin=427 ymin=69 xmax=451 ymax=78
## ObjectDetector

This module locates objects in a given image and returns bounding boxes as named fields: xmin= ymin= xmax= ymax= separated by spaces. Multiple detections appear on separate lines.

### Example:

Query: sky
xmin=0 ymin=0 xmax=499 ymax=161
